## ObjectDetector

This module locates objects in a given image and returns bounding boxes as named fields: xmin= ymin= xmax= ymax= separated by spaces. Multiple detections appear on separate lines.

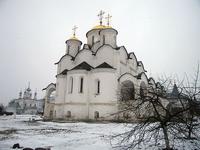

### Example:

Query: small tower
xmin=86 ymin=10 xmax=106 ymax=48
xmin=171 ymin=84 xmax=179 ymax=98
xmin=19 ymin=90 xmax=22 ymax=99
xmin=99 ymin=13 xmax=118 ymax=48
xmin=23 ymin=88 xmax=26 ymax=99
xmin=23 ymin=82 xmax=32 ymax=99
xmin=86 ymin=11 xmax=118 ymax=50
xmin=34 ymin=89 xmax=37 ymax=100
xmin=27 ymin=82 xmax=31 ymax=92
xmin=65 ymin=25 xmax=82 ymax=57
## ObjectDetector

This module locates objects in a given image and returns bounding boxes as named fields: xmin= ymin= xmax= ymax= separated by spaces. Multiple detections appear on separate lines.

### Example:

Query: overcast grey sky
xmin=0 ymin=0 xmax=200 ymax=105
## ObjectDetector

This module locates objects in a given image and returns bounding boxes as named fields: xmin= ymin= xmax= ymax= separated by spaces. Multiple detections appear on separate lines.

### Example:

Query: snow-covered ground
xmin=0 ymin=115 xmax=124 ymax=150
xmin=0 ymin=115 xmax=199 ymax=150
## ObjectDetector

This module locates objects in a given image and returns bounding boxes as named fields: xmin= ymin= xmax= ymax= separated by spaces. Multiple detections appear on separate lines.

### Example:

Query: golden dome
xmin=93 ymin=25 xmax=106 ymax=29
xmin=69 ymin=35 xmax=79 ymax=41
xmin=105 ymin=26 xmax=112 ymax=29
xmin=92 ymin=25 xmax=112 ymax=29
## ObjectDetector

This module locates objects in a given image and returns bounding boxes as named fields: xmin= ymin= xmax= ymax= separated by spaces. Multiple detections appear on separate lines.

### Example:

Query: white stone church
xmin=43 ymin=11 xmax=158 ymax=121
xmin=7 ymin=83 xmax=44 ymax=114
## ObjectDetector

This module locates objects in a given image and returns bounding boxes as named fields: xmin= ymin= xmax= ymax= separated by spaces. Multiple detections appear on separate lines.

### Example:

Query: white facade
xmin=43 ymin=22 xmax=158 ymax=121
xmin=7 ymin=85 xmax=44 ymax=114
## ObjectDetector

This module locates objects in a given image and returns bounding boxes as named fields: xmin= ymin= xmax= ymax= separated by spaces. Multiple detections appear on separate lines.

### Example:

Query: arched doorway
xmin=47 ymin=89 xmax=56 ymax=102
xmin=120 ymin=80 xmax=135 ymax=101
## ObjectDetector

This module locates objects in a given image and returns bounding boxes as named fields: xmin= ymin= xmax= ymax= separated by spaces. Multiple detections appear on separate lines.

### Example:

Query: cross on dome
xmin=97 ymin=10 xmax=105 ymax=25
xmin=105 ymin=13 xmax=112 ymax=26
xmin=72 ymin=25 xmax=78 ymax=37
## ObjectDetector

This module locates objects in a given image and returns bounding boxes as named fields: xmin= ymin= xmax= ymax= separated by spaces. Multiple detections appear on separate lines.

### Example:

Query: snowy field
xmin=0 ymin=115 xmax=125 ymax=150
xmin=0 ymin=115 xmax=199 ymax=150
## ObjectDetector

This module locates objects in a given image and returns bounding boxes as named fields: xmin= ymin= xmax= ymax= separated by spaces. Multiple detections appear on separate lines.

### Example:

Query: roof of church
xmin=95 ymin=62 xmax=114 ymax=69
xmin=92 ymin=24 xmax=113 ymax=29
xmin=137 ymin=72 xmax=148 ymax=80
xmin=93 ymin=25 xmax=107 ymax=29
xmin=69 ymin=36 xmax=79 ymax=40
xmin=65 ymin=36 xmax=82 ymax=44
xmin=86 ymin=26 xmax=118 ymax=37
xmin=171 ymin=84 xmax=179 ymax=97
xmin=71 ymin=62 xmax=94 ymax=71
xmin=60 ymin=69 xmax=68 ymax=75
xmin=148 ymin=77 xmax=156 ymax=84
xmin=167 ymin=84 xmax=187 ymax=100
xmin=42 ymin=83 xmax=56 ymax=91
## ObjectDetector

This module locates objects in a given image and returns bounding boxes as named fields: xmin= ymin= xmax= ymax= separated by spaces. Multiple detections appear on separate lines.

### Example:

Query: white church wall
xmin=127 ymin=58 xmax=138 ymax=75
xmin=66 ymin=40 xmax=82 ymax=57
xmin=140 ymin=73 xmax=149 ymax=85
xmin=89 ymin=104 xmax=118 ymax=120
xmin=95 ymin=45 xmax=116 ymax=67
xmin=91 ymin=42 xmax=101 ymax=52
xmin=87 ymin=29 xmax=101 ymax=47
xmin=74 ymin=50 xmax=93 ymax=67
xmin=100 ymin=29 xmax=117 ymax=48
xmin=44 ymin=83 xmax=56 ymax=118
xmin=89 ymin=70 xmax=118 ymax=103
xmin=64 ymin=70 xmax=89 ymax=103
xmin=137 ymin=66 xmax=145 ymax=74
xmin=58 ymin=55 xmax=73 ymax=74
xmin=119 ymin=63 xmax=127 ymax=73
xmin=119 ymin=47 xmax=128 ymax=64
xmin=129 ymin=53 xmax=138 ymax=69
xmin=55 ymin=76 xmax=67 ymax=104
xmin=54 ymin=104 xmax=64 ymax=119
xmin=63 ymin=104 xmax=88 ymax=120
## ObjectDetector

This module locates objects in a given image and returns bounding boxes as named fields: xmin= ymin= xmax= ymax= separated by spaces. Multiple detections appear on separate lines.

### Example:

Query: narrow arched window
xmin=103 ymin=35 xmax=105 ymax=44
xmin=79 ymin=77 xmax=84 ymax=93
xmin=68 ymin=77 xmax=73 ymax=93
xmin=94 ymin=111 xmax=99 ymax=119
xmin=97 ymin=80 xmax=100 ymax=94
xmin=95 ymin=79 xmax=100 ymax=94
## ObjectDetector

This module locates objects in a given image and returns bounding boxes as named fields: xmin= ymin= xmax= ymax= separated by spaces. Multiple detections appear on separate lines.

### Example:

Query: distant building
xmin=6 ymin=83 xmax=44 ymax=114
xmin=167 ymin=84 xmax=200 ymax=117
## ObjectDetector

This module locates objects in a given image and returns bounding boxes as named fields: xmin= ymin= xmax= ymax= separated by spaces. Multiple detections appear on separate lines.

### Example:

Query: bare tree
xmin=112 ymin=67 xmax=200 ymax=150
xmin=177 ymin=64 xmax=200 ymax=140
